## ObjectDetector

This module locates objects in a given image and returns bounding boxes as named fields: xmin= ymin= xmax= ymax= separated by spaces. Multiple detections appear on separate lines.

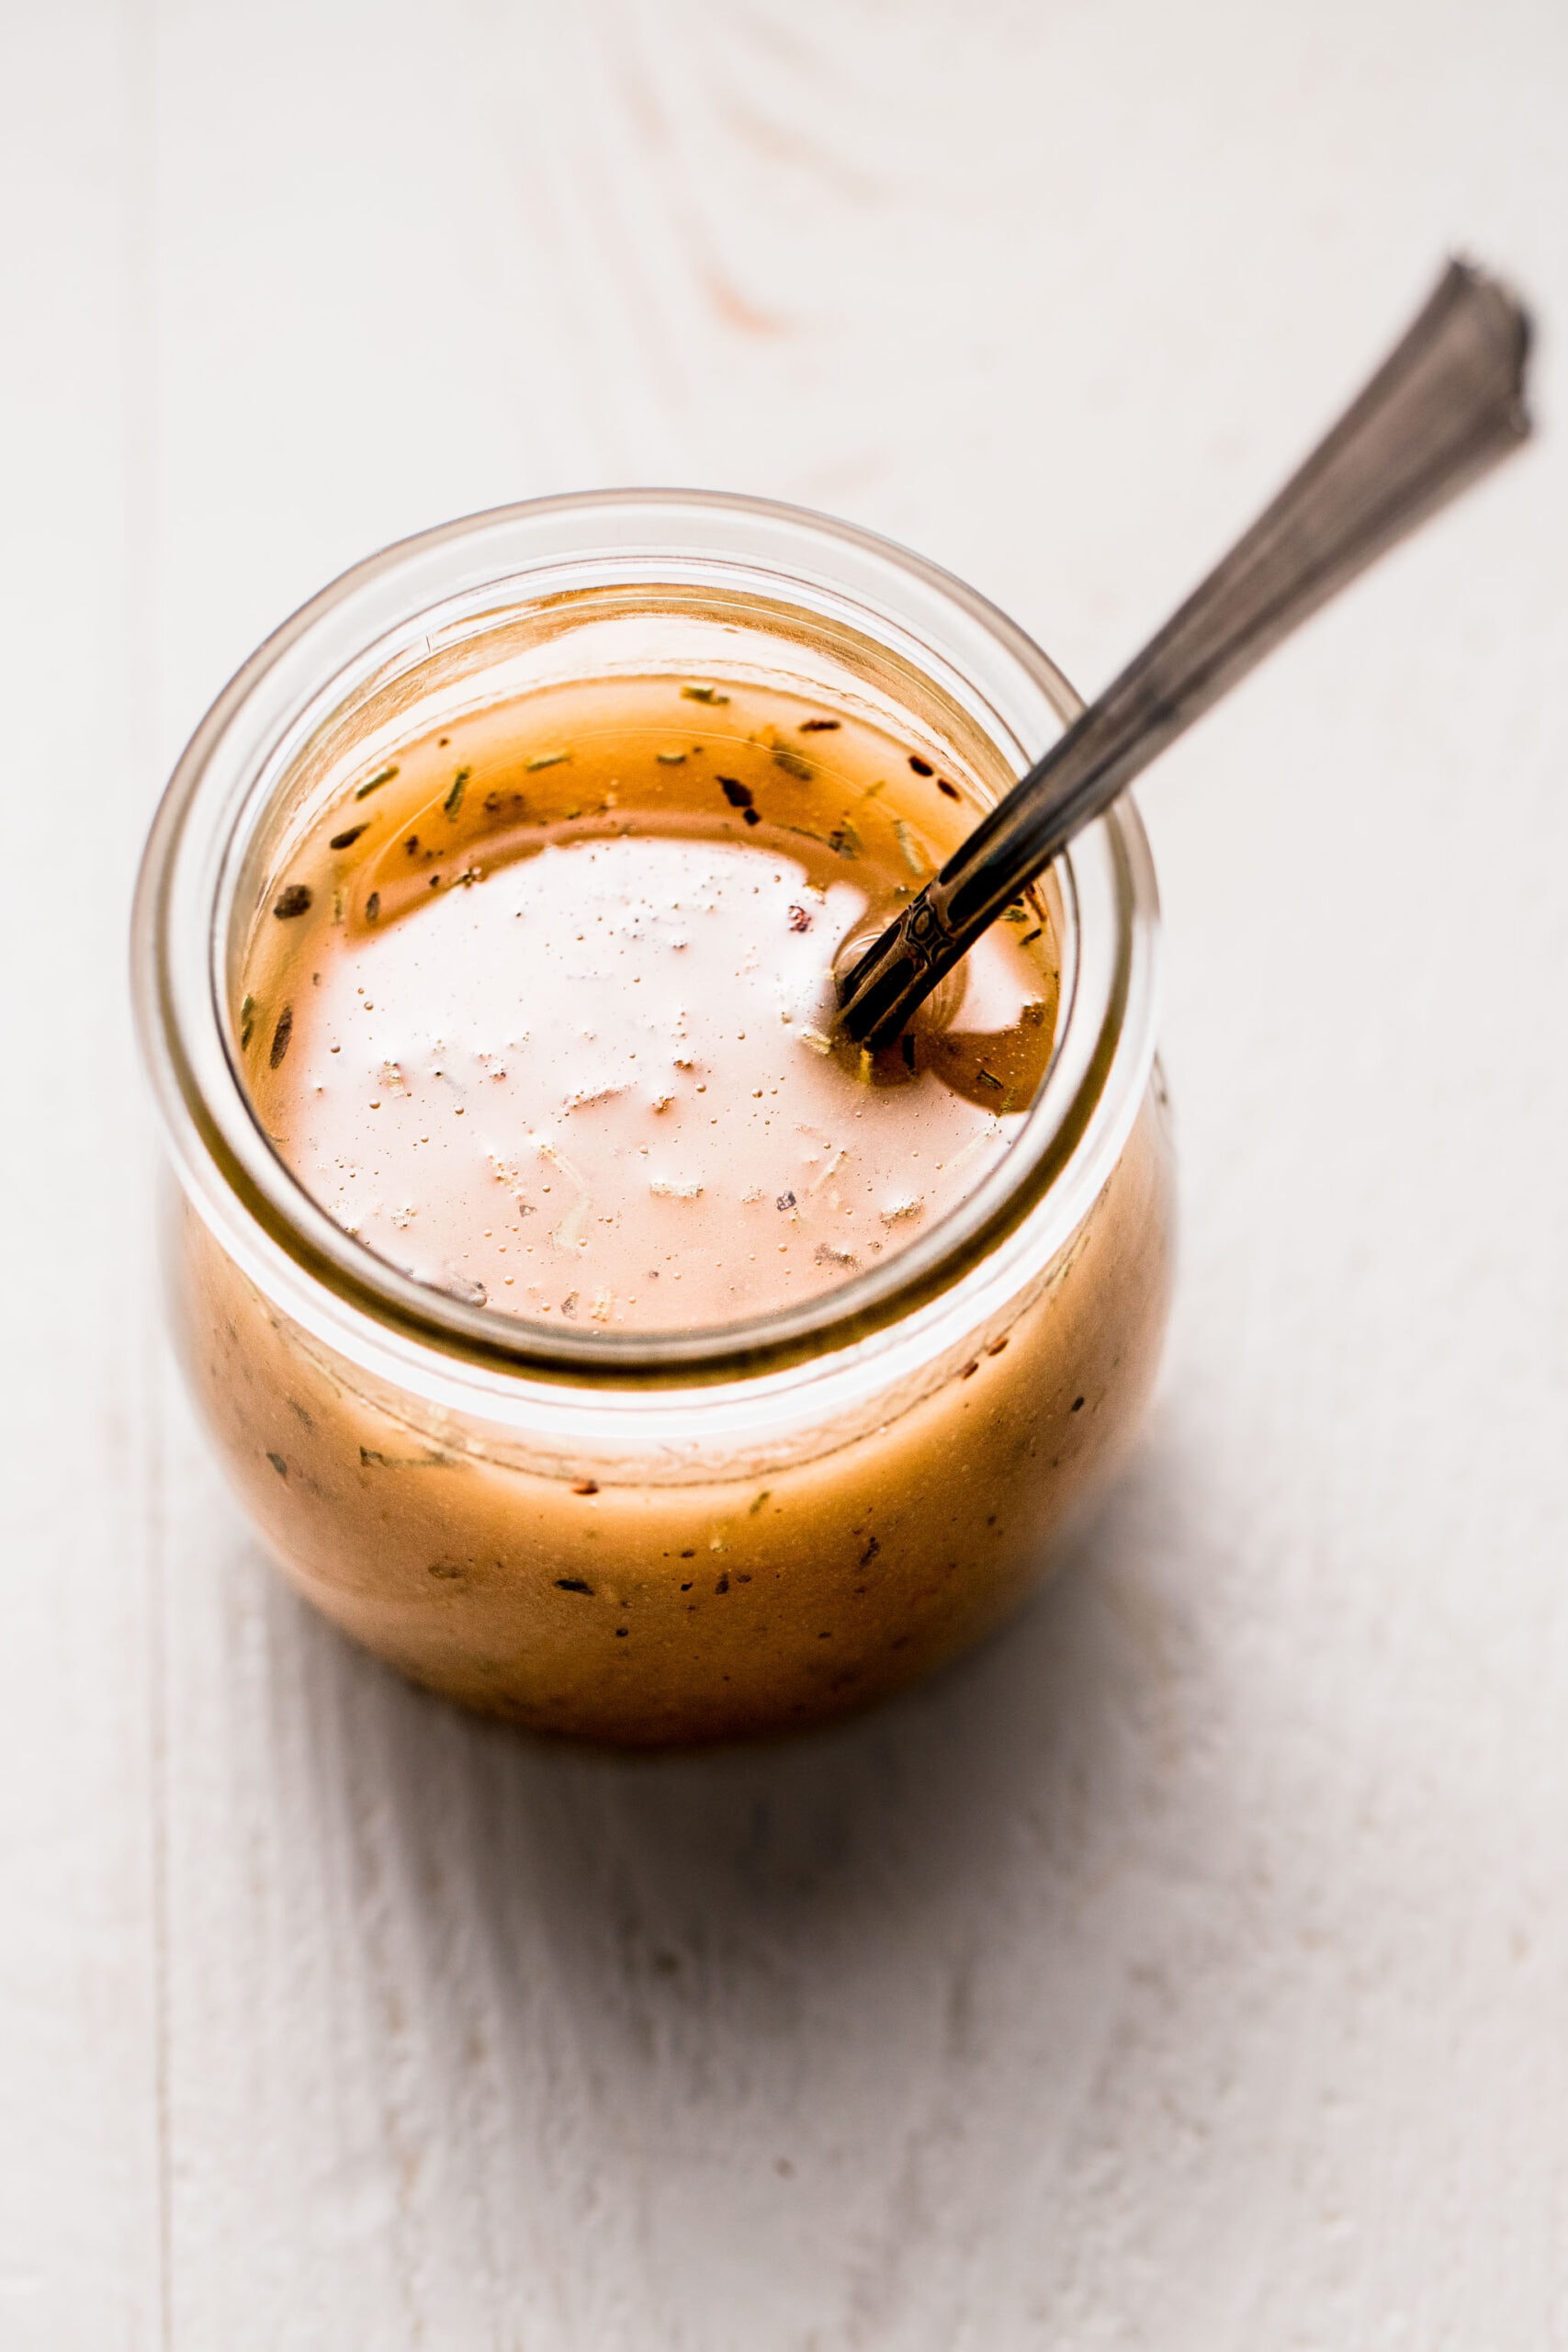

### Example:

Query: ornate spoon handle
xmin=839 ymin=259 xmax=1531 ymax=1048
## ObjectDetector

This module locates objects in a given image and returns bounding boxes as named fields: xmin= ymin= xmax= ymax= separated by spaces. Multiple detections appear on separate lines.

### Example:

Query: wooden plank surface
xmin=3 ymin=1 xmax=1566 ymax=2343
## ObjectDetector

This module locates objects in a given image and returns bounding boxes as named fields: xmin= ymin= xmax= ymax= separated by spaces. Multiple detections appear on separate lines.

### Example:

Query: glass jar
xmin=132 ymin=492 xmax=1172 ymax=1746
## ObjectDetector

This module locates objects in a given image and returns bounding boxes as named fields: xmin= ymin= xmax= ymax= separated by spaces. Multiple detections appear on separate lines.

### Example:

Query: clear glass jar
xmin=132 ymin=492 xmax=1172 ymax=1745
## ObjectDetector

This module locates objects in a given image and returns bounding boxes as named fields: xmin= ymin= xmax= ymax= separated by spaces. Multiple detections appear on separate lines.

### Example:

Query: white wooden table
xmin=5 ymin=4 xmax=1566 ymax=2343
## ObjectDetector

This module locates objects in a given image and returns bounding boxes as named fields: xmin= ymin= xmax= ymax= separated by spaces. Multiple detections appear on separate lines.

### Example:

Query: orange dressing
xmin=241 ymin=675 xmax=1058 ymax=1329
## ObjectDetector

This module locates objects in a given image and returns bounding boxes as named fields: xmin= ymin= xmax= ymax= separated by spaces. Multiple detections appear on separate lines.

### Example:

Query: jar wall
xmin=137 ymin=489 xmax=1172 ymax=1747
xmin=164 ymin=1085 xmax=1173 ymax=1746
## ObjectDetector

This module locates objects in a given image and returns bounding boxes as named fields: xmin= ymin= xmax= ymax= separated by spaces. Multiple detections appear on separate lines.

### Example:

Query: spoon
xmin=837 ymin=259 xmax=1531 ymax=1049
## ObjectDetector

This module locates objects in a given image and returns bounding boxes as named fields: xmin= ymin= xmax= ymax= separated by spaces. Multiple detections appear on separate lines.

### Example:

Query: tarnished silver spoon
xmin=837 ymin=259 xmax=1531 ymax=1049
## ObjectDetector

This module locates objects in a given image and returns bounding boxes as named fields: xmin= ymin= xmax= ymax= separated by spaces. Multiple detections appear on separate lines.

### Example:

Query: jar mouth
xmin=133 ymin=490 xmax=1159 ymax=1388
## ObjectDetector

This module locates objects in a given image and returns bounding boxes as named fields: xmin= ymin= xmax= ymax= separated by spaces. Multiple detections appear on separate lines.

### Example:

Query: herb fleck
xmin=355 ymin=764 xmax=398 ymax=800
xmin=571 ymin=1478 xmax=599 ymax=1495
xmin=239 ymin=993 xmax=256 ymax=1050
xmin=976 ymin=1067 xmax=1004 ymax=1091
xmin=798 ymin=717 xmax=840 ymax=731
xmin=719 ymin=776 xmax=753 ymax=808
xmin=525 ymin=750 xmax=570 ymax=773
xmin=1021 ymin=925 xmax=1043 ymax=945
xmin=365 ymin=891 xmax=380 ymax=924
xmin=827 ymin=823 xmax=861 ymax=859
xmin=936 ymin=777 xmax=960 ymax=800
xmin=444 ymin=767 xmax=470 ymax=818
xmin=556 ymin=1575 xmax=595 ymax=1592
xmin=681 ymin=684 xmax=728 ymax=704
xmin=892 ymin=819 xmax=925 ymax=874
xmin=273 ymin=884 xmax=311 ymax=920
xmin=773 ymin=744 xmax=813 ymax=780
xmin=269 ymin=1004 xmax=294 ymax=1069
xmin=656 ymin=751 xmax=687 ymax=765
xmin=908 ymin=754 xmax=933 ymax=776
xmin=330 ymin=822 xmax=367 ymax=851
xmin=266 ymin=1451 xmax=288 ymax=1478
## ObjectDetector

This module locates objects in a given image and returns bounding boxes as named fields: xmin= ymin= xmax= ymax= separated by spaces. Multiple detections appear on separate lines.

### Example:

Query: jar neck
xmin=133 ymin=491 xmax=1160 ymax=1392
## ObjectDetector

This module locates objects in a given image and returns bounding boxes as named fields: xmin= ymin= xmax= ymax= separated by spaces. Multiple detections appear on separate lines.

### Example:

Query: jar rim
xmin=131 ymin=488 xmax=1160 ymax=1392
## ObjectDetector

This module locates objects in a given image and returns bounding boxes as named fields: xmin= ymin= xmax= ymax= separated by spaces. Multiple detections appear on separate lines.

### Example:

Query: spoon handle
xmin=840 ymin=259 xmax=1531 ymax=1047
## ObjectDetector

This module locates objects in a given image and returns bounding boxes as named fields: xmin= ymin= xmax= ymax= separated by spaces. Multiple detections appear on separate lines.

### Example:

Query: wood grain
xmin=3 ymin=0 xmax=1567 ymax=2343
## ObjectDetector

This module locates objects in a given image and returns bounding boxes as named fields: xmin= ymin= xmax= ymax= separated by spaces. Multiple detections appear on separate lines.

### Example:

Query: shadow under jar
xmin=133 ymin=492 xmax=1174 ymax=1747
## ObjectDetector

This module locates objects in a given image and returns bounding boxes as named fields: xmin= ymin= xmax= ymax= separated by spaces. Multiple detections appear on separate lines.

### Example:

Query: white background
xmin=3 ymin=3 xmax=1566 ymax=2344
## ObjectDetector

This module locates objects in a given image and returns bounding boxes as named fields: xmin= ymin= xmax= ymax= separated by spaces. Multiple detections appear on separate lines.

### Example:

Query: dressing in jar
xmin=133 ymin=492 xmax=1173 ymax=1745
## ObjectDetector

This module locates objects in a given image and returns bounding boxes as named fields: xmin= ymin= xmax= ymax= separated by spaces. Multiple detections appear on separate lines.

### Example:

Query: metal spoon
xmin=837 ymin=259 xmax=1531 ymax=1049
